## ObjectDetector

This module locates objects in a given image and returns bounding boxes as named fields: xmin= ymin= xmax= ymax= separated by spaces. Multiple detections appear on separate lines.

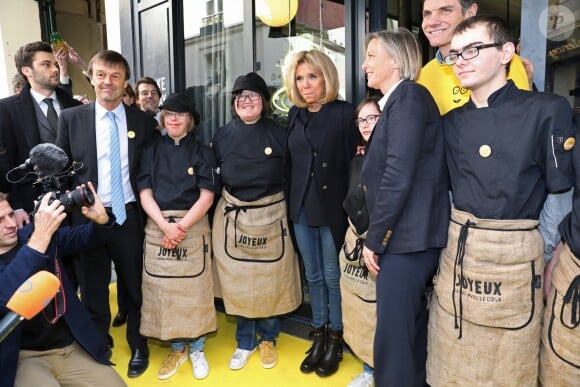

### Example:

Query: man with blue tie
xmin=56 ymin=49 xmax=157 ymax=378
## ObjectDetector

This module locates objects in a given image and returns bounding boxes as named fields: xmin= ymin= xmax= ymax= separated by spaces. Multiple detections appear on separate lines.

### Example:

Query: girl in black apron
xmin=136 ymin=93 xmax=220 ymax=381
xmin=211 ymin=72 xmax=301 ymax=371
xmin=341 ymin=98 xmax=381 ymax=387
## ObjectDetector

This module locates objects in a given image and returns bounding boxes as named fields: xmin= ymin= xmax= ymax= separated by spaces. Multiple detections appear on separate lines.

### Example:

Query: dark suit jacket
xmin=0 ymin=222 xmax=113 ymax=386
xmin=0 ymin=84 xmax=82 ymax=212
xmin=56 ymin=102 xmax=157 ymax=225
xmin=361 ymin=80 xmax=449 ymax=254
xmin=286 ymin=100 xmax=359 ymax=251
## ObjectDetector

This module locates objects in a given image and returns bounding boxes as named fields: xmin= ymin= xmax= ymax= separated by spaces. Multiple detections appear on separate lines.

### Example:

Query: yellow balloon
xmin=256 ymin=0 xmax=299 ymax=27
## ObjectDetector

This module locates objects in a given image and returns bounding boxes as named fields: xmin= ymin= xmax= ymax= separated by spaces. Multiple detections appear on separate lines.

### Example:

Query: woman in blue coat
xmin=360 ymin=29 xmax=449 ymax=387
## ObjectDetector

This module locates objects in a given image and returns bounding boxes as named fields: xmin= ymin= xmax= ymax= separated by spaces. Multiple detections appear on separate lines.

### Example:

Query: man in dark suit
xmin=0 ymin=41 xmax=82 ymax=226
xmin=56 ymin=49 xmax=157 ymax=378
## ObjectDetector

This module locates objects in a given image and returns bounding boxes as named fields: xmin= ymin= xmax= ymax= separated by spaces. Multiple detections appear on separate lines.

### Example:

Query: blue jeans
xmin=363 ymin=362 xmax=374 ymax=373
xmin=171 ymin=336 xmax=206 ymax=353
xmin=293 ymin=208 xmax=343 ymax=331
xmin=236 ymin=317 xmax=280 ymax=350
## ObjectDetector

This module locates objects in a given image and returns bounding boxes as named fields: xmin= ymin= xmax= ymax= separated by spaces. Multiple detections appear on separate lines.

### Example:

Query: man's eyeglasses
xmin=237 ymin=92 xmax=261 ymax=102
xmin=162 ymin=111 xmax=187 ymax=119
xmin=355 ymin=114 xmax=381 ymax=127
xmin=443 ymin=42 xmax=503 ymax=65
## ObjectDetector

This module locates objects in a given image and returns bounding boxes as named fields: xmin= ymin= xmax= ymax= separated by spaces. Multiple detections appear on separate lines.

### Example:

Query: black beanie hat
xmin=232 ymin=72 xmax=270 ymax=101
xmin=159 ymin=93 xmax=201 ymax=125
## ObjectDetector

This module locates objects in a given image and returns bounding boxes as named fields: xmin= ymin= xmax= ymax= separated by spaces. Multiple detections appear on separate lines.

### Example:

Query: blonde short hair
xmin=284 ymin=49 xmax=339 ymax=108
xmin=365 ymin=28 xmax=422 ymax=81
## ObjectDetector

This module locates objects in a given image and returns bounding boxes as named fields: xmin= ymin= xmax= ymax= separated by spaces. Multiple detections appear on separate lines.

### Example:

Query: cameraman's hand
xmin=13 ymin=209 xmax=30 ymax=229
xmin=80 ymin=182 xmax=109 ymax=225
xmin=27 ymin=192 xmax=67 ymax=254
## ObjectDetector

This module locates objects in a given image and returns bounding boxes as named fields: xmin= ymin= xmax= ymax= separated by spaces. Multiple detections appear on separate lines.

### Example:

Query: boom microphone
xmin=0 ymin=271 xmax=60 ymax=343
xmin=27 ymin=143 xmax=70 ymax=176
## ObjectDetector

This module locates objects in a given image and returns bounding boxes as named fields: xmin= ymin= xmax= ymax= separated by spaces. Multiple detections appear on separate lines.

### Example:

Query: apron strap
xmin=561 ymin=274 xmax=580 ymax=329
xmin=452 ymin=219 xmax=473 ymax=340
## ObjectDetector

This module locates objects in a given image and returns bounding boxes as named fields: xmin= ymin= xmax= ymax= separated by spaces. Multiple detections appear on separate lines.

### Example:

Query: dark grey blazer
xmin=56 ymin=102 xmax=157 ymax=225
xmin=0 ymin=83 xmax=81 ymax=211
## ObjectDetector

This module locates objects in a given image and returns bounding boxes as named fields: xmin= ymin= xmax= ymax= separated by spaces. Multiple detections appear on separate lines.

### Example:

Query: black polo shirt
xmin=211 ymin=117 xmax=285 ymax=202
xmin=137 ymin=132 xmax=221 ymax=210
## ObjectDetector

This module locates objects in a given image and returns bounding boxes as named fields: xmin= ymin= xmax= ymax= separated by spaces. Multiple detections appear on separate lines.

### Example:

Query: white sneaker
xmin=347 ymin=372 xmax=375 ymax=387
xmin=228 ymin=347 xmax=256 ymax=370
xmin=190 ymin=350 xmax=209 ymax=380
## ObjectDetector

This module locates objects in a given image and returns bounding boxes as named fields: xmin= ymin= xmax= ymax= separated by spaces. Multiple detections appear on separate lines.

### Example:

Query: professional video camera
xmin=6 ymin=143 xmax=94 ymax=212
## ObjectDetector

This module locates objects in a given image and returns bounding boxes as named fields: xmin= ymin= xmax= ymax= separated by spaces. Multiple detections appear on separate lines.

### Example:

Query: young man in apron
xmin=426 ymin=15 xmax=576 ymax=386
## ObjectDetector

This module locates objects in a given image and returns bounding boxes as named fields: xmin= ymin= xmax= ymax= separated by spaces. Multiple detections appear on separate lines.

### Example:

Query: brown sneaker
xmin=157 ymin=349 xmax=187 ymax=380
xmin=259 ymin=341 xmax=277 ymax=369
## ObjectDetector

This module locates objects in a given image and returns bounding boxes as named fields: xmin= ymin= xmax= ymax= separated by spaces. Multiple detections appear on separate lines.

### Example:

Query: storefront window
xmin=183 ymin=0 xmax=347 ymax=144
xmin=183 ymin=0 xmax=247 ymax=144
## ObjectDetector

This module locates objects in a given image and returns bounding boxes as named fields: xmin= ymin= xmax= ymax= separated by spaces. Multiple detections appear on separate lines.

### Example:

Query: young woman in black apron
xmin=137 ymin=93 xmax=221 ymax=381
xmin=341 ymin=98 xmax=381 ymax=387
xmin=211 ymin=72 xmax=301 ymax=371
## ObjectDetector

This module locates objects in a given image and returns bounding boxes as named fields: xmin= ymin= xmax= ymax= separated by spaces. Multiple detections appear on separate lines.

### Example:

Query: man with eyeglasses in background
xmin=418 ymin=0 xmax=531 ymax=115
xmin=419 ymin=0 xmax=571 ymax=298
xmin=425 ymin=15 xmax=575 ymax=386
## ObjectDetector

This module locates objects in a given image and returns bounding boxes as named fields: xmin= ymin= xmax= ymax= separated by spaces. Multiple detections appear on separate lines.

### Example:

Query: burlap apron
xmin=339 ymin=220 xmax=376 ymax=367
xmin=539 ymin=243 xmax=580 ymax=386
xmin=427 ymin=208 xmax=544 ymax=387
xmin=140 ymin=211 xmax=217 ymax=340
xmin=212 ymin=189 xmax=301 ymax=318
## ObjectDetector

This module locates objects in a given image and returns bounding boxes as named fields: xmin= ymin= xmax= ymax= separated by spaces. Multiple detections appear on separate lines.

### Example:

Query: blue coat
xmin=0 ymin=220 xmax=113 ymax=386
xmin=361 ymin=80 xmax=449 ymax=254
xmin=286 ymin=100 xmax=359 ymax=251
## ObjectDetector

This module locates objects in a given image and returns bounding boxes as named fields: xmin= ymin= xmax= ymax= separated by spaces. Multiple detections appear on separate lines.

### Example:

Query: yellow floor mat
xmin=109 ymin=284 xmax=364 ymax=386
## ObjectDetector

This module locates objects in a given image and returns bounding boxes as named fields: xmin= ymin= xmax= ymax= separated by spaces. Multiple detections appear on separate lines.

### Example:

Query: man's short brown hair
xmin=14 ymin=41 xmax=53 ymax=77
xmin=87 ymin=50 xmax=131 ymax=80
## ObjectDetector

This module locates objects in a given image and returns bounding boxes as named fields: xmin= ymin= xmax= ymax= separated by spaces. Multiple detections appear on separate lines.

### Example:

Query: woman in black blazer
xmin=360 ymin=29 xmax=449 ymax=387
xmin=284 ymin=49 xmax=359 ymax=377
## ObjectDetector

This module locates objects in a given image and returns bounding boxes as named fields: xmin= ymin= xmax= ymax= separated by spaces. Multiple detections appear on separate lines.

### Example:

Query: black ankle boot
xmin=300 ymin=326 xmax=327 ymax=373
xmin=315 ymin=328 xmax=343 ymax=377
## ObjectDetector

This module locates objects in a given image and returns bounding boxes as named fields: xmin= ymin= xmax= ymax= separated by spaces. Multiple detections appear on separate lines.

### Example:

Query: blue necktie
xmin=106 ymin=112 xmax=126 ymax=225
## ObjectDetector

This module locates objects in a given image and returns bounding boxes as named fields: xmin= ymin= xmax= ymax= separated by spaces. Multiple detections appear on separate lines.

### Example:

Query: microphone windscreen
xmin=6 ymin=271 xmax=60 ymax=320
xmin=29 ymin=143 xmax=70 ymax=176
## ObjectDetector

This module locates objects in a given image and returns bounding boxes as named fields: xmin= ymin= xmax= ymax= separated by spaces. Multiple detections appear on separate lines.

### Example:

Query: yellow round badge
xmin=564 ymin=137 xmax=575 ymax=151
xmin=187 ymin=167 xmax=194 ymax=175
xmin=264 ymin=147 xmax=272 ymax=155
xmin=479 ymin=145 xmax=492 ymax=158
xmin=127 ymin=131 xmax=136 ymax=139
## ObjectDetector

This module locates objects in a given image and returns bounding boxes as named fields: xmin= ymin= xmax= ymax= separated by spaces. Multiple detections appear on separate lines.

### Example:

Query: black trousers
xmin=373 ymin=248 xmax=440 ymax=387
xmin=78 ymin=207 xmax=146 ymax=350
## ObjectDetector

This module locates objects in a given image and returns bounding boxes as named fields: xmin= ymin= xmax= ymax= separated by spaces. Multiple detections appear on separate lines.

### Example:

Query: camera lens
xmin=59 ymin=186 xmax=95 ymax=212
